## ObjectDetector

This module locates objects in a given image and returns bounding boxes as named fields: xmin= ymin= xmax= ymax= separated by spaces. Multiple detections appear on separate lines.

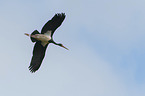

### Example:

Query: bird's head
xmin=57 ymin=43 xmax=69 ymax=50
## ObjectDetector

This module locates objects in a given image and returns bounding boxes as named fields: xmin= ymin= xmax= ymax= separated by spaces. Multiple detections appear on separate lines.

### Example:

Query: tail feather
xmin=31 ymin=30 xmax=40 ymax=42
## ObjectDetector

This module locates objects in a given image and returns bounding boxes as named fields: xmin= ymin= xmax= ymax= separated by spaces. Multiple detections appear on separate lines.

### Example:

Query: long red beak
xmin=62 ymin=45 xmax=69 ymax=50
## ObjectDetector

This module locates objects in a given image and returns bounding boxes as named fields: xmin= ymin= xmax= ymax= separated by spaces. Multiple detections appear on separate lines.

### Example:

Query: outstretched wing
xmin=29 ymin=41 xmax=48 ymax=73
xmin=41 ymin=13 xmax=66 ymax=37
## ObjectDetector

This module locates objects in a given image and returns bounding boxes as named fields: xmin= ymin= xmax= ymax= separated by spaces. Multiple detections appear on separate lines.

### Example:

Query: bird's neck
xmin=49 ymin=39 xmax=59 ymax=45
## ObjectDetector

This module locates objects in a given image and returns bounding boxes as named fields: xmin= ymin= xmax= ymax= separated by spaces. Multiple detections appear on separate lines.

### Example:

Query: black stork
xmin=25 ymin=13 xmax=68 ymax=73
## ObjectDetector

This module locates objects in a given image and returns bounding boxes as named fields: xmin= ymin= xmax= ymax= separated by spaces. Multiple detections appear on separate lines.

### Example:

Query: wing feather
xmin=29 ymin=41 xmax=48 ymax=73
xmin=41 ymin=13 xmax=66 ymax=37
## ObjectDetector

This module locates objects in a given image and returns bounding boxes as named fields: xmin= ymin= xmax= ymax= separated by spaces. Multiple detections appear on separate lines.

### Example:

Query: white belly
xmin=36 ymin=34 xmax=51 ymax=46
xmin=37 ymin=34 xmax=51 ymax=41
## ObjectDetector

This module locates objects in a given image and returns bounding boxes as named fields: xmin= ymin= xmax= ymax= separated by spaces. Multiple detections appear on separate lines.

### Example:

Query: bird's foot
xmin=24 ymin=33 xmax=30 ymax=36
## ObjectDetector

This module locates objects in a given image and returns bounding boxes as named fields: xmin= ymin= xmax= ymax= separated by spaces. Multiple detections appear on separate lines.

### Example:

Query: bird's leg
xmin=25 ymin=33 xmax=36 ymax=38
xmin=25 ymin=33 xmax=30 ymax=36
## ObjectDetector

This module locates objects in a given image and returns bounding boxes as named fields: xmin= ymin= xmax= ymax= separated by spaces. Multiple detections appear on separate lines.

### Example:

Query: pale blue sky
xmin=0 ymin=0 xmax=145 ymax=96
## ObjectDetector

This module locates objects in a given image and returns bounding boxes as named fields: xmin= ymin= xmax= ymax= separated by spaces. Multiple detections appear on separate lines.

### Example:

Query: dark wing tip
xmin=55 ymin=13 xmax=65 ymax=17
xmin=28 ymin=64 xmax=40 ymax=73
xmin=41 ymin=13 xmax=66 ymax=34
xmin=28 ymin=54 xmax=44 ymax=73
xmin=53 ymin=13 xmax=66 ymax=22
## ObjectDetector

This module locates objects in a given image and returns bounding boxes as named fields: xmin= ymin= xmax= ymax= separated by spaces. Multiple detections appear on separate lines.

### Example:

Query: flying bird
xmin=25 ymin=13 xmax=68 ymax=73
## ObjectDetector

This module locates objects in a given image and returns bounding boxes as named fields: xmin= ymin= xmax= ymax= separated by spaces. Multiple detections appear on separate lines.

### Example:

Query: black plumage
xmin=29 ymin=42 xmax=48 ymax=73
xmin=27 ymin=13 xmax=66 ymax=73
xmin=41 ymin=13 xmax=66 ymax=36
